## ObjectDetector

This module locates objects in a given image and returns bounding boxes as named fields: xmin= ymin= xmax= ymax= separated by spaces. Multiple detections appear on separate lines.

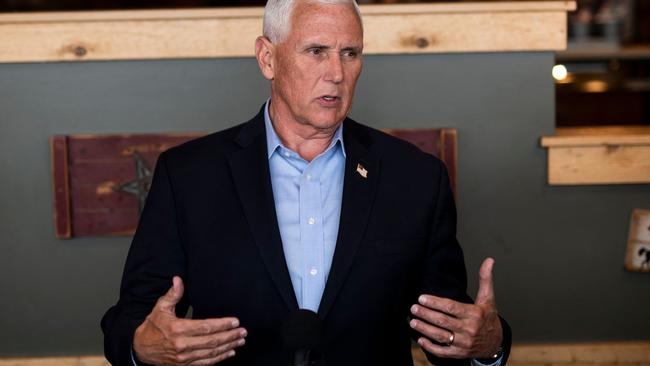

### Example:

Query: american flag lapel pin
xmin=356 ymin=163 xmax=368 ymax=179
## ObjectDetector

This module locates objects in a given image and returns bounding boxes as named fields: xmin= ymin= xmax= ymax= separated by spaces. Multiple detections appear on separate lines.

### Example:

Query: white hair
xmin=263 ymin=0 xmax=362 ymax=44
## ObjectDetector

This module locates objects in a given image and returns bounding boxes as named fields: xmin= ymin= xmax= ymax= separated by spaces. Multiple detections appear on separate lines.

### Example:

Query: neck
xmin=269 ymin=101 xmax=339 ymax=162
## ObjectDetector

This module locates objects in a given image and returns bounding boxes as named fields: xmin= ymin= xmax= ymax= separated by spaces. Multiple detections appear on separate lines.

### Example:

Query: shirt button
xmin=306 ymin=174 xmax=312 ymax=181
xmin=309 ymin=268 xmax=318 ymax=276
xmin=308 ymin=217 xmax=316 ymax=225
xmin=283 ymin=151 xmax=290 ymax=157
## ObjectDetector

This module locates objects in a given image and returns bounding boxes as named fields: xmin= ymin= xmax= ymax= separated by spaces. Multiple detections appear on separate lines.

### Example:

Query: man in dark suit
xmin=101 ymin=0 xmax=511 ymax=365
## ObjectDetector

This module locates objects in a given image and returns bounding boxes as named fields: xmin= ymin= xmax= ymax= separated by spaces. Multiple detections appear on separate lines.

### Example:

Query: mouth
xmin=318 ymin=95 xmax=340 ymax=104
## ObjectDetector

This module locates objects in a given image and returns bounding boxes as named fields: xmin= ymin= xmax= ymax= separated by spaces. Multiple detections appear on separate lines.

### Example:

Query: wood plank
xmin=553 ymin=126 xmax=650 ymax=137
xmin=413 ymin=341 xmax=650 ymax=366
xmin=0 ymin=356 xmax=109 ymax=366
xmin=2 ymin=341 xmax=649 ymax=366
xmin=509 ymin=341 xmax=650 ymax=365
xmin=541 ymin=126 xmax=650 ymax=185
xmin=0 ymin=2 xmax=575 ymax=63
xmin=0 ymin=2 xmax=577 ymax=23
xmin=542 ymin=126 xmax=650 ymax=147
xmin=542 ymin=134 xmax=650 ymax=147
xmin=547 ymin=145 xmax=650 ymax=185
xmin=50 ymin=136 xmax=72 ymax=239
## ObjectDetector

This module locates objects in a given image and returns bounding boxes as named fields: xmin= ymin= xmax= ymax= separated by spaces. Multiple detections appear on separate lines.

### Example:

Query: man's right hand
xmin=133 ymin=276 xmax=247 ymax=366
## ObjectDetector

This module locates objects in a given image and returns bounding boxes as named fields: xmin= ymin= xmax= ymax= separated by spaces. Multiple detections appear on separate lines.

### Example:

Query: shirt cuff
xmin=472 ymin=354 xmax=503 ymax=366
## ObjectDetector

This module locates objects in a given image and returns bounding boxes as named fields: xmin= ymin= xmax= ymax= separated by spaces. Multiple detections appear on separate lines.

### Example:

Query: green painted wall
xmin=1 ymin=53 xmax=648 ymax=356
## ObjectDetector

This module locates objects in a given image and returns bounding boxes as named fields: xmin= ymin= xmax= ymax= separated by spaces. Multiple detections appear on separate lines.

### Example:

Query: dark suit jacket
xmin=101 ymin=107 xmax=511 ymax=366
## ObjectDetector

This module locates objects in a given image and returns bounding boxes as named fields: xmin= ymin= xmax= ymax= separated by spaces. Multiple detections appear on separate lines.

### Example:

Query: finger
xmin=417 ymin=337 xmax=466 ymax=359
xmin=173 ymin=317 xmax=242 ymax=337
xmin=410 ymin=304 xmax=462 ymax=333
xmin=476 ymin=257 xmax=495 ymax=305
xmin=209 ymin=336 xmax=246 ymax=357
xmin=173 ymin=327 xmax=247 ymax=351
xmin=418 ymin=294 xmax=471 ymax=318
xmin=188 ymin=349 xmax=237 ymax=366
xmin=175 ymin=337 xmax=245 ymax=365
xmin=409 ymin=318 xmax=455 ymax=346
xmin=157 ymin=276 xmax=185 ymax=313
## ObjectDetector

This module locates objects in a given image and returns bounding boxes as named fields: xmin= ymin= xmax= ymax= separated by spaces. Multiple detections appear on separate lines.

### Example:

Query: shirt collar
xmin=264 ymin=99 xmax=346 ymax=159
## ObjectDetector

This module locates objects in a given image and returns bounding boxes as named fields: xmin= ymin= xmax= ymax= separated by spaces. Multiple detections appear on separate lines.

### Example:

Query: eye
xmin=342 ymin=50 xmax=359 ymax=59
xmin=309 ymin=47 xmax=324 ymax=56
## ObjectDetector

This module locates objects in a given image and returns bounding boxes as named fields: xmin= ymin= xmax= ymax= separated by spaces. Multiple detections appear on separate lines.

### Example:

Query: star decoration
xmin=113 ymin=152 xmax=153 ymax=214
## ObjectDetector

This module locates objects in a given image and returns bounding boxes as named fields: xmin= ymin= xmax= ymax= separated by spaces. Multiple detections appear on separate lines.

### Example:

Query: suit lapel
xmin=319 ymin=120 xmax=380 ymax=318
xmin=227 ymin=110 xmax=299 ymax=311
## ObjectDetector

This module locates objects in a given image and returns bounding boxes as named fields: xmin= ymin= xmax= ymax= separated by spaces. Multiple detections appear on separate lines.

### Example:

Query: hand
xmin=133 ymin=276 xmax=247 ymax=366
xmin=409 ymin=258 xmax=503 ymax=359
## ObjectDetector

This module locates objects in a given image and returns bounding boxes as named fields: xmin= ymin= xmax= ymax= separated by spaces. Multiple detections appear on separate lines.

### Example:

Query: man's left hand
xmin=409 ymin=257 xmax=503 ymax=359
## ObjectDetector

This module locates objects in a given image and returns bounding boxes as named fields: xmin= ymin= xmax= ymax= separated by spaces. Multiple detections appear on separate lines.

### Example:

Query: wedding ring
xmin=447 ymin=332 xmax=455 ymax=346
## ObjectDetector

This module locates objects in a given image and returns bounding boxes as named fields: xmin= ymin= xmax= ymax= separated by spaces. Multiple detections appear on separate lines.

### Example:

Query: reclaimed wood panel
xmin=51 ymin=128 xmax=455 ymax=238
xmin=0 ymin=2 xmax=575 ymax=63
xmin=50 ymin=133 xmax=201 ymax=238
xmin=540 ymin=126 xmax=650 ymax=185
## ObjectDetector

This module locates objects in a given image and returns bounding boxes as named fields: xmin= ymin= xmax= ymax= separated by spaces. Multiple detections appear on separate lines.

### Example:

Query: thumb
xmin=475 ymin=257 xmax=495 ymax=306
xmin=157 ymin=276 xmax=184 ymax=313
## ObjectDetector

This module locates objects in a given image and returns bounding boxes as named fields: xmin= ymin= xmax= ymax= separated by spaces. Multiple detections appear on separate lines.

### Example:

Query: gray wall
xmin=1 ymin=53 xmax=648 ymax=356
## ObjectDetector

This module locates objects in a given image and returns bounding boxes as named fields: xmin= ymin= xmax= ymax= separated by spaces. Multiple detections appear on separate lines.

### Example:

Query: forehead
xmin=287 ymin=2 xmax=363 ymax=44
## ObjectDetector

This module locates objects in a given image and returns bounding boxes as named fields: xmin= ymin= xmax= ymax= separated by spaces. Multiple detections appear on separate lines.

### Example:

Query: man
xmin=101 ymin=0 xmax=511 ymax=365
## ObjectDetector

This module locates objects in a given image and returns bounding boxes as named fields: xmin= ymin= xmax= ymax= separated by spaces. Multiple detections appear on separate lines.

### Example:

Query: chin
xmin=312 ymin=111 xmax=347 ymax=128
xmin=312 ymin=117 xmax=345 ymax=130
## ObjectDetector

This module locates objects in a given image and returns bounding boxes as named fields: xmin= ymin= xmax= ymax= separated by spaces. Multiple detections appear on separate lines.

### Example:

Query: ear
xmin=255 ymin=36 xmax=275 ymax=81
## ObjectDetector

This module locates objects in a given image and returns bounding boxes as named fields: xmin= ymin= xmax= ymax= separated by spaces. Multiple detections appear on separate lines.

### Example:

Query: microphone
xmin=281 ymin=309 xmax=326 ymax=366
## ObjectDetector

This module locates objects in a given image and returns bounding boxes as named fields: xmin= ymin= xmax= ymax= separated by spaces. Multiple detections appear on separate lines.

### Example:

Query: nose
xmin=324 ymin=53 xmax=344 ymax=84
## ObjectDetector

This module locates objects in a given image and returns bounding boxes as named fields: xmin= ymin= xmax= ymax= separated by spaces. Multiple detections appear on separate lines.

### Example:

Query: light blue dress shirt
xmin=264 ymin=101 xmax=345 ymax=312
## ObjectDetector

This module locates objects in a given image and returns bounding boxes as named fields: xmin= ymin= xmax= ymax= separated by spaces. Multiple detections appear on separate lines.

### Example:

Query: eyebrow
xmin=341 ymin=46 xmax=362 ymax=53
xmin=302 ymin=43 xmax=362 ymax=53
xmin=303 ymin=43 xmax=330 ymax=50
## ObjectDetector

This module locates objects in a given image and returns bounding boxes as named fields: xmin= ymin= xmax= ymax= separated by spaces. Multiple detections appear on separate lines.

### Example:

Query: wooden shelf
xmin=0 ymin=1 xmax=575 ymax=63
xmin=557 ymin=44 xmax=650 ymax=61
xmin=541 ymin=126 xmax=650 ymax=185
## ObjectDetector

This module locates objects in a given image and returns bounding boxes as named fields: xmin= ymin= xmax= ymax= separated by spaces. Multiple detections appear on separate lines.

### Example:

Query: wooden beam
xmin=0 ymin=1 xmax=575 ymax=63
xmin=541 ymin=126 xmax=650 ymax=185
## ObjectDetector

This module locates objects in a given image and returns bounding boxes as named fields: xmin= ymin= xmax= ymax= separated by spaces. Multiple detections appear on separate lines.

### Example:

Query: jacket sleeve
xmin=414 ymin=160 xmax=512 ymax=366
xmin=101 ymin=151 xmax=189 ymax=366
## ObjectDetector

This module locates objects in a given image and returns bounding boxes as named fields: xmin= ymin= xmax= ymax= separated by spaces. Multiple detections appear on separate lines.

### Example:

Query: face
xmin=258 ymin=1 xmax=363 ymax=134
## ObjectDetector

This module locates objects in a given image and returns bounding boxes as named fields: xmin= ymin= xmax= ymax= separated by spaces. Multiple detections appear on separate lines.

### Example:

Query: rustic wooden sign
xmin=625 ymin=209 xmax=650 ymax=273
xmin=50 ymin=133 xmax=201 ymax=238
xmin=50 ymin=128 xmax=457 ymax=238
